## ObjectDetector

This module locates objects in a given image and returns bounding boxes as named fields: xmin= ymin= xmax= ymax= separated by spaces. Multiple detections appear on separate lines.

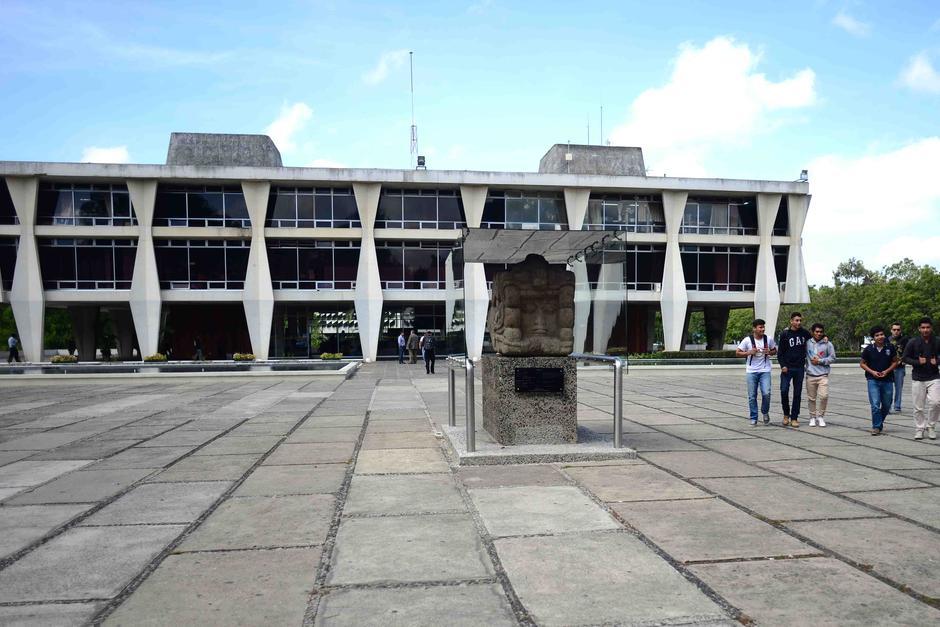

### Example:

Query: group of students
xmin=397 ymin=330 xmax=437 ymax=374
xmin=735 ymin=312 xmax=940 ymax=440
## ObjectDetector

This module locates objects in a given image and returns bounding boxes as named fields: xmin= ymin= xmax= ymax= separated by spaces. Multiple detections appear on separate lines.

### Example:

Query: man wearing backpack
xmin=7 ymin=334 xmax=20 ymax=364
xmin=901 ymin=317 xmax=940 ymax=440
xmin=735 ymin=319 xmax=778 ymax=426
xmin=777 ymin=312 xmax=812 ymax=428
xmin=422 ymin=331 xmax=436 ymax=374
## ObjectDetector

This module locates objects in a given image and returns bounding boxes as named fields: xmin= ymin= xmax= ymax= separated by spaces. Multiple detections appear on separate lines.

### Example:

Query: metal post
xmin=448 ymin=366 xmax=456 ymax=427
xmin=613 ymin=358 xmax=624 ymax=448
xmin=465 ymin=359 xmax=476 ymax=452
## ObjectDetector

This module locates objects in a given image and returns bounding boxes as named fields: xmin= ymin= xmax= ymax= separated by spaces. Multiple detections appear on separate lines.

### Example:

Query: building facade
xmin=0 ymin=134 xmax=810 ymax=362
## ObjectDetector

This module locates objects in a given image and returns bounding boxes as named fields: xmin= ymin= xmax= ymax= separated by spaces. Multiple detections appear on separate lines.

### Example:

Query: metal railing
xmin=571 ymin=353 xmax=626 ymax=448
xmin=446 ymin=355 xmax=477 ymax=452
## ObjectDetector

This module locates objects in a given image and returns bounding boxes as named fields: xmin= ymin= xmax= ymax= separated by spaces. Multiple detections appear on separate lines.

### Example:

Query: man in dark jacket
xmin=889 ymin=322 xmax=909 ymax=413
xmin=777 ymin=312 xmax=812 ymax=427
xmin=422 ymin=331 xmax=436 ymax=374
xmin=901 ymin=316 xmax=940 ymax=440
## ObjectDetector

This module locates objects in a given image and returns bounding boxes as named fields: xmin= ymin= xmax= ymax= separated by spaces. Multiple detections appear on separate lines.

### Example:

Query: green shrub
xmin=628 ymin=350 xmax=738 ymax=359
xmin=233 ymin=353 xmax=256 ymax=361
xmin=320 ymin=352 xmax=344 ymax=360
xmin=144 ymin=353 xmax=168 ymax=362
xmin=50 ymin=354 xmax=78 ymax=364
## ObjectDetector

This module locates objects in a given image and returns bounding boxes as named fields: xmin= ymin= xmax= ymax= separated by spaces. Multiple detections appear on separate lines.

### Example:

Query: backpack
xmin=423 ymin=336 xmax=435 ymax=350
xmin=747 ymin=335 xmax=766 ymax=367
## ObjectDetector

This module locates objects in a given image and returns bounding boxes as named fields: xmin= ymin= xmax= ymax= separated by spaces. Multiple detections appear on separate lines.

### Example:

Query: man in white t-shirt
xmin=735 ymin=318 xmax=778 ymax=425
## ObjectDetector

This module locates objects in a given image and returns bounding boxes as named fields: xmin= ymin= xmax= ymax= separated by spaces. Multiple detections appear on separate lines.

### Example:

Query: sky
xmin=1 ymin=0 xmax=939 ymax=285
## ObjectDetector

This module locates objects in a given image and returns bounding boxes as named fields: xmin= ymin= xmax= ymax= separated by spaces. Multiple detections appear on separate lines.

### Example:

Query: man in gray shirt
xmin=805 ymin=323 xmax=836 ymax=427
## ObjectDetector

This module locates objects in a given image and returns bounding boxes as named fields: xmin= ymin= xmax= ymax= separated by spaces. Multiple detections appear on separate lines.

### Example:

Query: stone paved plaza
xmin=0 ymin=364 xmax=939 ymax=626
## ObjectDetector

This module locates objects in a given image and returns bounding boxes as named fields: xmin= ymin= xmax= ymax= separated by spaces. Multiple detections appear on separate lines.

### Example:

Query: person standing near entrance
xmin=901 ymin=317 xmax=940 ymax=440
xmin=889 ymin=322 xmax=909 ymax=413
xmin=777 ymin=312 xmax=812 ymax=428
xmin=7 ymin=334 xmax=20 ymax=363
xmin=193 ymin=336 xmax=204 ymax=361
xmin=406 ymin=330 xmax=419 ymax=364
xmin=805 ymin=323 xmax=836 ymax=427
xmin=861 ymin=325 xmax=899 ymax=436
xmin=397 ymin=331 xmax=406 ymax=364
xmin=735 ymin=319 xmax=777 ymax=426
xmin=422 ymin=331 xmax=436 ymax=374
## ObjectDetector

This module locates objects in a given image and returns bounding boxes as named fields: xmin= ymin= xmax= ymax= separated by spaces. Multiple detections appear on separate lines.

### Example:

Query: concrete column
xmin=444 ymin=252 xmax=455 ymax=333
xmin=127 ymin=180 xmax=161 ymax=358
xmin=660 ymin=190 xmax=689 ymax=352
xmin=111 ymin=309 xmax=137 ymax=360
xmin=571 ymin=260 xmax=591 ymax=353
xmin=242 ymin=181 xmax=274 ymax=360
xmin=6 ymin=176 xmax=44 ymax=362
xmin=459 ymin=185 xmax=489 ymax=360
xmin=783 ymin=194 xmax=811 ymax=304
xmin=353 ymin=183 xmax=382 ymax=362
xmin=592 ymin=261 xmax=625 ymax=354
xmin=703 ymin=306 xmax=730 ymax=350
xmin=68 ymin=306 xmax=99 ymax=360
xmin=755 ymin=193 xmax=782 ymax=336
xmin=563 ymin=188 xmax=590 ymax=230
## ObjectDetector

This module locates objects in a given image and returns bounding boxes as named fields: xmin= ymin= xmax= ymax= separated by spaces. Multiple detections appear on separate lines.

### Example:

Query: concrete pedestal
xmin=482 ymin=355 xmax=577 ymax=445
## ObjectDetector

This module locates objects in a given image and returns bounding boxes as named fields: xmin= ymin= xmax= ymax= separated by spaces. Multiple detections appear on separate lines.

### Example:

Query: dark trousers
xmin=424 ymin=349 xmax=435 ymax=374
xmin=780 ymin=367 xmax=805 ymax=421
xmin=398 ymin=346 xmax=405 ymax=364
xmin=7 ymin=348 xmax=19 ymax=363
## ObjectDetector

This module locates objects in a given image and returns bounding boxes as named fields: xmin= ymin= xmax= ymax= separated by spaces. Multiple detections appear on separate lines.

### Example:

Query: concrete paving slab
xmin=355 ymin=448 xmax=449 ymax=474
xmin=328 ymin=514 xmax=492 ymax=584
xmin=788 ymin=517 xmax=940 ymax=598
xmin=299 ymin=415 xmax=366 ymax=428
xmin=892 ymin=468 xmax=940 ymax=484
xmin=178 ymin=494 xmax=335 ymax=551
xmin=857 ymin=436 xmax=940 ymax=456
xmin=0 ymin=459 xmax=94 ymax=488
xmin=226 ymin=421 xmax=294 ymax=436
xmin=284 ymin=427 xmax=361 ymax=443
xmin=0 ymin=450 xmax=34 ymax=467
xmin=314 ymin=583 xmax=516 ymax=627
xmin=263 ymin=442 xmax=356 ymax=465
xmin=0 ymin=602 xmax=104 ymax=626
xmin=457 ymin=464 xmax=568 ymax=488
xmin=690 ymin=557 xmax=940 ymax=626
xmin=233 ymin=463 xmax=347 ymax=496
xmin=612 ymin=498 xmax=816 ymax=562
xmin=758 ymin=458 xmax=928 ymax=492
xmin=7 ymin=468 xmax=155 ymax=505
xmin=623 ymin=413 xmax=701 ymax=426
xmin=88 ymin=446 xmax=192 ymax=470
xmin=565 ymin=463 xmax=710 ymax=502
xmin=366 ymin=419 xmax=430 ymax=433
xmin=146 ymin=454 xmax=257 ymax=482
xmin=801 ymin=444 xmax=940 ymax=470
xmin=695 ymin=476 xmax=883 ymax=521
xmin=361 ymin=431 xmax=438 ymax=449
xmin=495 ymin=531 xmax=727 ymax=626
xmin=841 ymin=487 xmax=940 ymax=527
xmin=701 ymin=438 xmax=822 ymax=462
xmin=641 ymin=451 xmax=772 ymax=478
xmin=0 ymin=431 xmax=97 ymax=451
xmin=622 ymin=431 xmax=705 ymax=451
xmin=29 ymin=439 xmax=141 ymax=461
xmin=81 ymin=481 xmax=231 ymax=525
xmin=0 ymin=487 xmax=22 ymax=501
xmin=103 ymin=547 xmax=319 ymax=626
xmin=0 ymin=524 xmax=184 ymax=602
xmin=191 ymin=435 xmax=281 ymax=456
xmin=0 ymin=503 xmax=91 ymax=559
xmin=655 ymin=423 xmax=753 ymax=441
xmin=136 ymin=430 xmax=224 ymax=448
xmin=345 ymin=474 xmax=464 ymax=515
xmin=470 ymin=485 xmax=619 ymax=537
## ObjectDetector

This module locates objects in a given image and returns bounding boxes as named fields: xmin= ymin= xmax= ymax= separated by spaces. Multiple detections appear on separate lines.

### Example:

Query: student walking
xmin=805 ymin=323 xmax=836 ymax=427
xmin=889 ymin=322 xmax=910 ymax=413
xmin=7 ymin=334 xmax=21 ymax=363
xmin=397 ymin=331 xmax=406 ymax=364
xmin=422 ymin=331 xmax=436 ymax=374
xmin=777 ymin=312 xmax=812 ymax=427
xmin=406 ymin=330 xmax=419 ymax=364
xmin=735 ymin=319 xmax=777 ymax=426
xmin=900 ymin=317 xmax=940 ymax=440
xmin=861 ymin=326 xmax=898 ymax=435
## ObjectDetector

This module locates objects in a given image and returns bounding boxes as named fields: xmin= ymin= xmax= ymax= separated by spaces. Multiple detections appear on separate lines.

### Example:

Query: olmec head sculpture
xmin=487 ymin=254 xmax=575 ymax=356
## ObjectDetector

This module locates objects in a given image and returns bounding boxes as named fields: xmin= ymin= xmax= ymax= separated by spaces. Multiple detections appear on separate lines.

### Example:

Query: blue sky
xmin=1 ymin=0 xmax=939 ymax=284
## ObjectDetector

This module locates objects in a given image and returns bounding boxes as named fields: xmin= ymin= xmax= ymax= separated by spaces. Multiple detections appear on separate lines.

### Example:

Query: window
xmin=774 ymin=246 xmax=789 ymax=284
xmin=38 ymin=239 xmax=136 ymax=289
xmin=154 ymin=239 xmax=250 ymax=289
xmin=773 ymin=196 xmax=789 ymax=236
xmin=586 ymin=194 xmax=665 ymax=232
xmin=266 ymin=240 xmax=361 ymax=289
xmin=154 ymin=185 xmax=250 ymax=227
xmin=374 ymin=240 xmax=451 ymax=289
xmin=269 ymin=304 xmax=362 ymax=358
xmin=481 ymin=191 xmax=566 ymax=230
xmin=37 ymin=183 xmax=137 ymax=226
xmin=265 ymin=187 xmax=360 ymax=228
xmin=680 ymin=245 xmax=758 ymax=291
xmin=375 ymin=189 xmax=465 ymax=229
xmin=681 ymin=197 xmax=757 ymax=235
xmin=0 ymin=237 xmax=17 ymax=289
xmin=0 ymin=180 xmax=18 ymax=225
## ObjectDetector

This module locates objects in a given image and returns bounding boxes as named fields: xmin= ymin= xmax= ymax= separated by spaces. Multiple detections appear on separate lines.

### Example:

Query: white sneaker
xmin=817 ymin=416 xmax=826 ymax=427
xmin=915 ymin=430 xmax=924 ymax=440
xmin=809 ymin=416 xmax=817 ymax=427
xmin=929 ymin=426 xmax=937 ymax=440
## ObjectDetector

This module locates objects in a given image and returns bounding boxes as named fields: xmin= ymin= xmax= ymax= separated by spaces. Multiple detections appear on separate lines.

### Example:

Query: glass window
xmin=773 ymin=197 xmax=789 ymax=235
xmin=155 ymin=245 xmax=188 ymax=282
xmin=0 ymin=238 xmax=16 ymax=289
xmin=403 ymin=195 xmax=437 ymax=222
xmin=0 ymin=180 xmax=17 ymax=224
xmin=587 ymin=194 xmax=663 ymax=231
xmin=332 ymin=194 xmax=358 ymax=222
xmin=506 ymin=196 xmax=538 ymax=225
xmin=38 ymin=239 xmax=136 ymax=289
xmin=224 ymin=192 xmax=249 ymax=225
xmin=188 ymin=192 xmax=224 ymax=221
xmin=272 ymin=193 xmax=296 ymax=222
xmin=334 ymin=247 xmax=359 ymax=283
xmin=77 ymin=245 xmax=113 ymax=281
xmin=481 ymin=194 xmax=505 ymax=227
xmin=226 ymin=246 xmax=249 ymax=282
xmin=155 ymin=191 xmax=187 ymax=223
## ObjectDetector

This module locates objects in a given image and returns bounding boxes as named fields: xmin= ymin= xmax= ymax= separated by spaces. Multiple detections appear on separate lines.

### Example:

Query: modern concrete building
xmin=0 ymin=134 xmax=810 ymax=362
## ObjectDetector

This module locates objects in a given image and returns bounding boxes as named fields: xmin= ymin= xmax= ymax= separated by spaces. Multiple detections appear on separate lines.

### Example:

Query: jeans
xmin=867 ymin=378 xmax=894 ymax=430
xmin=424 ymin=349 xmax=436 ymax=374
xmin=398 ymin=345 xmax=405 ymax=364
xmin=780 ymin=367 xmax=805 ymax=421
xmin=746 ymin=371 xmax=771 ymax=421
xmin=893 ymin=368 xmax=905 ymax=410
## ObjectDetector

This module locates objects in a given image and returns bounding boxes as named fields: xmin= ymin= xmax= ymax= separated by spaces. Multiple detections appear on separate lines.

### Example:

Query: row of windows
xmin=38 ymin=183 xmax=136 ymax=226
xmin=154 ymin=186 xmax=250 ymax=228
xmin=0 ymin=181 xmax=18 ymax=225
xmin=376 ymin=189 xmax=464 ymax=230
xmin=586 ymin=195 xmax=665 ymax=232
xmin=681 ymin=198 xmax=757 ymax=235
xmin=376 ymin=240 xmax=452 ymax=289
xmin=0 ymin=237 xmax=16 ymax=290
xmin=38 ymin=239 xmax=136 ymax=289
xmin=267 ymin=187 xmax=360 ymax=229
xmin=267 ymin=240 xmax=360 ymax=289
xmin=481 ymin=191 xmax=566 ymax=230
xmin=153 ymin=239 xmax=249 ymax=289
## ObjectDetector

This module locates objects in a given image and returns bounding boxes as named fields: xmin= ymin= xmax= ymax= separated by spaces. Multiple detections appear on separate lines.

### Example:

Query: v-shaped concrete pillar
xmin=660 ymin=191 xmax=689 ymax=351
xmin=242 ymin=181 xmax=274 ymax=360
xmin=353 ymin=183 xmax=382 ymax=362
xmin=784 ymin=194 xmax=811 ymax=304
xmin=459 ymin=184 xmax=489 ymax=360
xmin=127 ymin=180 xmax=162 ymax=358
xmin=6 ymin=176 xmax=44 ymax=362
xmin=755 ymin=193 xmax=783 ymax=336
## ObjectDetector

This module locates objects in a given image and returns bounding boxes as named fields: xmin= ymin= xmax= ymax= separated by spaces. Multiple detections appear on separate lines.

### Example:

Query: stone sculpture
xmin=487 ymin=254 xmax=575 ymax=356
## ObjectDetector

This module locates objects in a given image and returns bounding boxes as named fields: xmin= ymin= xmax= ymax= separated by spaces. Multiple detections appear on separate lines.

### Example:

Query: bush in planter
xmin=50 ymin=354 xmax=79 ymax=364
xmin=627 ymin=350 xmax=738 ymax=359
xmin=144 ymin=353 xmax=168 ymax=362
xmin=233 ymin=353 xmax=256 ymax=362
xmin=320 ymin=352 xmax=343 ymax=360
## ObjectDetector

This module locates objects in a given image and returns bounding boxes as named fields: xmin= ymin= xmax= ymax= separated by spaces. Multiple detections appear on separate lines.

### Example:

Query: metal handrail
xmin=445 ymin=355 xmax=476 ymax=452
xmin=570 ymin=353 xmax=626 ymax=448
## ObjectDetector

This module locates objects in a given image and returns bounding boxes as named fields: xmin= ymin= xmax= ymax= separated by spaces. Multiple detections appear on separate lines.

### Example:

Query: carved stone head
xmin=487 ymin=254 xmax=575 ymax=356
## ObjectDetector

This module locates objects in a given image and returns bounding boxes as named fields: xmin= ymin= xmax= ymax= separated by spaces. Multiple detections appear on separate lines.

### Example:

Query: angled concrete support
xmin=784 ymin=194 xmax=811 ymax=304
xmin=755 ymin=193 xmax=783 ymax=335
xmin=459 ymin=184 xmax=489 ymax=359
xmin=563 ymin=188 xmax=591 ymax=230
xmin=127 ymin=180 xmax=162 ymax=358
xmin=6 ymin=176 xmax=44 ymax=362
xmin=571 ymin=260 xmax=591 ymax=353
xmin=353 ymin=182 xmax=383 ymax=362
xmin=242 ymin=181 xmax=274 ymax=360
xmin=592 ymin=261 xmax=625 ymax=354
xmin=68 ymin=306 xmax=99 ymax=360
xmin=660 ymin=190 xmax=689 ymax=352
xmin=459 ymin=185 xmax=487 ymax=228
xmin=444 ymin=252 xmax=455 ymax=333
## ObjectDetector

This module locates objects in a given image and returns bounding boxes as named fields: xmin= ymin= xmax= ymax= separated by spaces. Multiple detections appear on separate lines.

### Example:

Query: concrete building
xmin=0 ymin=134 xmax=810 ymax=362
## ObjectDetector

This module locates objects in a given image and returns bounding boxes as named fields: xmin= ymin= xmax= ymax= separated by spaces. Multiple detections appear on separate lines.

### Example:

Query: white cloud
xmin=899 ymin=52 xmax=940 ymax=94
xmin=80 ymin=146 xmax=130 ymax=163
xmin=608 ymin=37 xmax=816 ymax=176
xmin=467 ymin=0 xmax=495 ymax=15
xmin=305 ymin=158 xmax=346 ymax=168
xmin=362 ymin=49 xmax=409 ymax=85
xmin=802 ymin=137 xmax=940 ymax=284
xmin=832 ymin=11 xmax=871 ymax=37
xmin=264 ymin=102 xmax=313 ymax=153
